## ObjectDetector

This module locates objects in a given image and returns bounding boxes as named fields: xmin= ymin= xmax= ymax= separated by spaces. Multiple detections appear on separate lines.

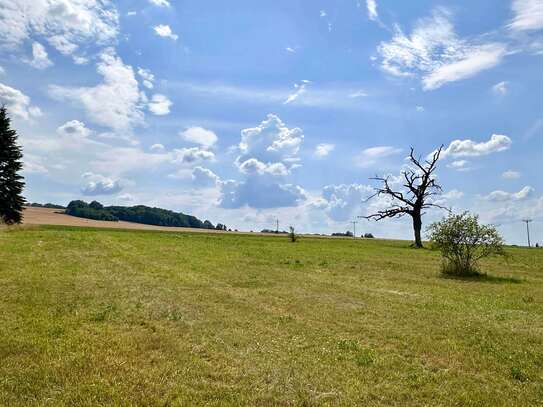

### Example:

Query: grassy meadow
xmin=1 ymin=225 xmax=542 ymax=406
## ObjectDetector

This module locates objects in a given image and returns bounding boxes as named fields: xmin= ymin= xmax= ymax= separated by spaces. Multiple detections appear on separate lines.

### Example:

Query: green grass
xmin=1 ymin=225 xmax=542 ymax=406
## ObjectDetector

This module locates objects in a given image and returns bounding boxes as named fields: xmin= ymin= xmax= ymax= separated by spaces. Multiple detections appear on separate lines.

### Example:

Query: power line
xmin=522 ymin=219 xmax=533 ymax=248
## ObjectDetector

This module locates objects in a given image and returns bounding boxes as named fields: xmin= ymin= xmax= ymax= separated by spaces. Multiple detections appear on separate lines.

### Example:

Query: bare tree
xmin=363 ymin=146 xmax=447 ymax=248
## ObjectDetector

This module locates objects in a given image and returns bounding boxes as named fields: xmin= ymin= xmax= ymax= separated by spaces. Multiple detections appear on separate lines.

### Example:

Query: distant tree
xmin=427 ymin=212 xmax=505 ymax=276
xmin=0 ymin=106 xmax=25 ymax=224
xmin=364 ymin=233 xmax=375 ymax=239
xmin=364 ymin=146 xmax=447 ymax=248
xmin=89 ymin=200 xmax=103 ymax=210
xmin=289 ymin=226 xmax=298 ymax=242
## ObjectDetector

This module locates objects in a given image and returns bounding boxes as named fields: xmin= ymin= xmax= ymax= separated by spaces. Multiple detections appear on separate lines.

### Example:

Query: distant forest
xmin=65 ymin=200 xmax=228 ymax=231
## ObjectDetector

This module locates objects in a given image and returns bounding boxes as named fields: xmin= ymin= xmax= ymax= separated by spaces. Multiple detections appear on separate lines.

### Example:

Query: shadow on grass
xmin=441 ymin=273 xmax=522 ymax=284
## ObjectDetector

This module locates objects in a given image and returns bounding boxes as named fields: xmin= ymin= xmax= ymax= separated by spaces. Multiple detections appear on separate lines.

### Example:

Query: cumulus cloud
xmin=148 ymin=94 xmax=172 ymax=115
xmin=180 ymin=127 xmax=218 ymax=147
xmin=442 ymin=134 xmax=512 ymax=157
xmin=284 ymin=80 xmax=311 ymax=104
xmin=502 ymin=170 xmax=521 ymax=179
xmin=484 ymin=186 xmax=534 ymax=202
xmin=0 ymin=82 xmax=42 ymax=120
xmin=57 ymin=120 xmax=92 ymax=139
xmin=320 ymin=184 xmax=373 ymax=221
xmin=173 ymin=147 xmax=215 ymax=164
xmin=237 ymin=113 xmax=303 ymax=173
xmin=509 ymin=0 xmax=543 ymax=32
xmin=315 ymin=143 xmax=335 ymax=158
xmin=137 ymin=67 xmax=155 ymax=89
xmin=192 ymin=166 xmax=219 ymax=187
xmin=150 ymin=143 xmax=165 ymax=152
xmin=28 ymin=42 xmax=53 ymax=69
xmin=356 ymin=146 xmax=402 ymax=167
xmin=219 ymin=179 xmax=306 ymax=209
xmin=442 ymin=189 xmax=464 ymax=199
xmin=154 ymin=24 xmax=178 ymax=40
xmin=49 ymin=48 xmax=144 ymax=131
xmin=366 ymin=0 xmax=378 ymax=21
xmin=378 ymin=8 xmax=507 ymax=90
xmin=447 ymin=159 xmax=470 ymax=170
xmin=81 ymin=172 xmax=123 ymax=196
xmin=219 ymin=114 xmax=306 ymax=209
xmin=0 ymin=0 xmax=118 ymax=60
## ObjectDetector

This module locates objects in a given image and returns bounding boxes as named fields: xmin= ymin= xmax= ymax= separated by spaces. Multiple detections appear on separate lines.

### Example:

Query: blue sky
xmin=1 ymin=0 xmax=542 ymax=244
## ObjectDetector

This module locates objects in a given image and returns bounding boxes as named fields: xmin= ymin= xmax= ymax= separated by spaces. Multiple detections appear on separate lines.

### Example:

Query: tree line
xmin=66 ymin=200 xmax=228 ymax=231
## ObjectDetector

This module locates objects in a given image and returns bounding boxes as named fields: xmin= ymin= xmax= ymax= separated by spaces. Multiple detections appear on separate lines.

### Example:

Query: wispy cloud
xmin=284 ymin=80 xmax=311 ymax=104
xmin=378 ymin=8 xmax=507 ymax=90
xmin=509 ymin=0 xmax=543 ymax=32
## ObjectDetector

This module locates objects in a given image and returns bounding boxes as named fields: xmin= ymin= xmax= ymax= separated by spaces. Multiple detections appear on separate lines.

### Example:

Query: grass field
xmin=1 ymin=225 xmax=542 ymax=406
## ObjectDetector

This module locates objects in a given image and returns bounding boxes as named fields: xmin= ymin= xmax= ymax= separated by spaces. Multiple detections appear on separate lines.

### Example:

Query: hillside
xmin=1 ymin=225 xmax=542 ymax=406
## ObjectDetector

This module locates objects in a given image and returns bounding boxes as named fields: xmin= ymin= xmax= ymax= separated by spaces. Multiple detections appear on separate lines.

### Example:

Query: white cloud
xmin=219 ymin=114 xmax=306 ymax=209
xmin=315 ymin=143 xmax=335 ymax=158
xmin=378 ymin=8 xmax=507 ymax=90
xmin=509 ymin=0 xmax=543 ymax=32
xmin=0 ymin=0 xmax=119 ymax=58
xmin=148 ymin=94 xmax=172 ymax=115
xmin=81 ymin=172 xmax=123 ymax=196
xmin=321 ymin=184 xmax=373 ymax=221
xmin=150 ymin=143 xmax=165 ymax=152
xmin=284 ymin=80 xmax=311 ymax=104
xmin=356 ymin=146 xmax=402 ymax=167
xmin=57 ymin=120 xmax=92 ymax=139
xmin=320 ymin=10 xmax=327 ymax=18
xmin=366 ymin=0 xmax=378 ymax=21
xmin=0 ymin=66 xmax=5 ymax=75
xmin=502 ymin=170 xmax=521 ymax=179
xmin=492 ymin=81 xmax=508 ymax=95
xmin=416 ymin=105 xmax=425 ymax=112
xmin=238 ymin=114 xmax=303 ymax=169
xmin=173 ymin=147 xmax=215 ymax=164
xmin=286 ymin=47 xmax=296 ymax=53
xmin=349 ymin=89 xmax=368 ymax=98
xmin=149 ymin=0 xmax=171 ymax=7
xmin=180 ymin=127 xmax=218 ymax=147
xmin=28 ymin=42 xmax=53 ymax=69
xmin=442 ymin=189 xmax=464 ymax=199
xmin=447 ymin=159 xmax=469 ymax=170
xmin=192 ymin=166 xmax=219 ymax=187
xmin=484 ymin=186 xmax=534 ymax=202
xmin=219 ymin=179 xmax=306 ymax=209
xmin=153 ymin=24 xmax=178 ymax=40
xmin=49 ymin=49 xmax=144 ymax=131
xmin=0 ymin=82 xmax=42 ymax=120
xmin=442 ymin=134 xmax=512 ymax=157
xmin=423 ymin=43 xmax=507 ymax=90
xmin=137 ymin=67 xmax=155 ymax=89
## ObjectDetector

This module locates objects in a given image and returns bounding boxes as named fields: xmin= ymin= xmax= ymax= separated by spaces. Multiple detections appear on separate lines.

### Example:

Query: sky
xmin=0 ymin=0 xmax=542 ymax=244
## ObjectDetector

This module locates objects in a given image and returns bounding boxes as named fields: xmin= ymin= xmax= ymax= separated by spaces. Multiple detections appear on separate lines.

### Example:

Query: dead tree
xmin=363 ymin=146 xmax=447 ymax=248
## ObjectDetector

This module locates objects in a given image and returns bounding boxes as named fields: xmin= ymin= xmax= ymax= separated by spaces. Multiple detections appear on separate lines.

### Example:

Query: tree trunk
xmin=412 ymin=211 xmax=423 ymax=248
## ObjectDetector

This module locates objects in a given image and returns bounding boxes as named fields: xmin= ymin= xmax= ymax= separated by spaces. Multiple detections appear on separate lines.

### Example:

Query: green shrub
xmin=427 ymin=212 xmax=505 ymax=276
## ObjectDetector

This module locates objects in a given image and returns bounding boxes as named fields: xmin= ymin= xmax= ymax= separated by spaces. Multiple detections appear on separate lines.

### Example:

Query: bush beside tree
xmin=427 ymin=212 xmax=505 ymax=276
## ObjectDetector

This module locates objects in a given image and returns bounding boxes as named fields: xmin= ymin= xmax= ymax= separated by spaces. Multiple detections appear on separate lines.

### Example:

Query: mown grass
xmin=1 ymin=225 xmax=542 ymax=406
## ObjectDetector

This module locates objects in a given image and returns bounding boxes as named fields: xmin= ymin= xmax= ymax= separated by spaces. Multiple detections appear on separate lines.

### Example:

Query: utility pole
xmin=276 ymin=218 xmax=279 ymax=234
xmin=351 ymin=220 xmax=358 ymax=239
xmin=522 ymin=219 xmax=533 ymax=248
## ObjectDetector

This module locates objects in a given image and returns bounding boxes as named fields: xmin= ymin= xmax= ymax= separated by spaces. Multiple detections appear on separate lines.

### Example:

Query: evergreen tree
xmin=0 ymin=106 xmax=25 ymax=224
